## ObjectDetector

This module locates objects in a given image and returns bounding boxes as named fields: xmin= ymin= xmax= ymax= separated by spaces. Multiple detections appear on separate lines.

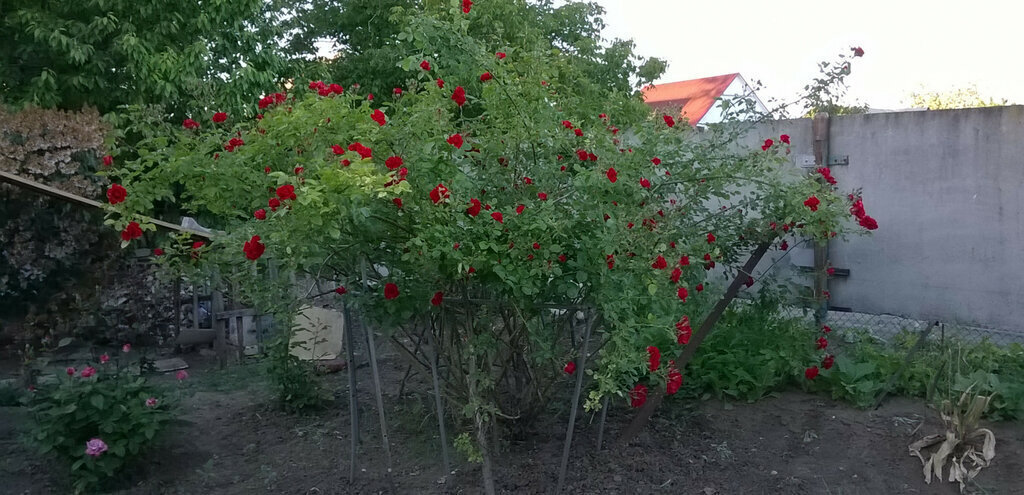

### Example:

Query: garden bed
xmin=3 ymin=352 xmax=1022 ymax=494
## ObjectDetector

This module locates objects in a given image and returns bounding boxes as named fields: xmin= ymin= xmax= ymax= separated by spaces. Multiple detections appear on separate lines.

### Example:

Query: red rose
xmin=669 ymin=267 xmax=681 ymax=283
xmin=575 ymin=149 xmax=588 ymax=161
xmin=706 ymin=232 xmax=716 ymax=243
xmin=446 ymin=133 xmax=464 ymax=149
xmin=367 ymin=93 xmax=374 ymax=101
xmin=332 ymin=144 xmax=345 ymax=155
xmin=558 ymin=254 xmax=567 ymax=263
xmin=561 ymin=120 xmax=573 ymax=129
xmin=849 ymin=198 xmax=866 ymax=218
xmin=462 ymin=0 xmax=472 ymax=13
xmin=452 ymin=86 xmax=466 ymax=107
xmin=677 ymin=287 xmax=689 ymax=302
xmin=309 ymin=80 xmax=325 ymax=90
xmin=647 ymin=346 xmax=661 ymax=371
xmin=816 ymin=337 xmax=828 ymax=350
xmin=805 ymin=366 xmax=819 ymax=380
xmin=679 ymin=255 xmax=690 ymax=266
xmin=480 ymin=72 xmax=493 ymax=82
xmin=537 ymin=192 xmax=548 ymax=201
xmin=348 ymin=142 xmax=373 ymax=159
xmin=335 ymin=286 xmax=347 ymax=295
xmin=780 ymin=134 xmax=791 ymax=144
xmin=268 ymin=197 xmax=280 ymax=211
xmin=243 ymin=235 xmax=266 ymax=261
xmin=468 ymin=267 xmax=476 ymax=273
xmin=385 ymin=156 xmax=403 ymax=170
xmin=629 ymin=384 xmax=648 ymax=408
xmin=420 ymin=60 xmax=432 ymax=71
xmin=453 ymin=243 xmax=460 ymax=250
xmin=780 ymin=240 xmax=789 ymax=251
xmin=745 ymin=276 xmax=754 ymax=288
xmin=393 ymin=87 xmax=403 ymax=96
xmin=564 ymin=361 xmax=576 ymax=375
xmin=663 ymin=115 xmax=675 ymax=127
xmin=666 ymin=365 xmax=683 ymax=395
xmin=761 ymin=138 xmax=774 ymax=151
xmin=182 ymin=118 xmax=200 ymax=130
xmin=384 ymin=283 xmax=399 ymax=300
xmin=827 ymin=266 xmax=835 ymax=276
xmin=651 ymin=157 xmax=661 ymax=165
xmin=341 ymin=159 xmax=351 ymax=167
xmin=574 ymin=128 xmax=583 ymax=137
xmin=588 ymin=152 xmax=598 ymax=161
xmin=859 ymin=215 xmax=878 ymax=230
xmin=675 ymin=316 xmax=692 ymax=344
xmin=516 ymin=204 xmax=525 ymax=214
xmin=606 ymin=254 xmax=615 ymax=269
xmin=431 ymin=291 xmax=444 ymax=306
xmin=496 ymin=52 xmax=506 ymax=60
xmin=822 ymin=325 xmax=832 ymax=333
xmin=816 ymin=167 xmax=837 ymax=185
xmin=120 ymin=221 xmax=142 ymax=242
xmin=437 ymin=78 xmax=445 ymax=89
xmin=466 ymin=198 xmax=482 ymax=217
xmin=651 ymin=255 xmax=667 ymax=270
xmin=804 ymin=195 xmax=820 ymax=211
xmin=491 ymin=211 xmax=503 ymax=223
xmin=294 ymin=167 xmax=303 ymax=175
xmin=696 ymin=283 xmax=703 ymax=292
xmin=276 ymin=184 xmax=297 ymax=201
xmin=430 ymin=183 xmax=450 ymax=204
xmin=153 ymin=248 xmax=164 ymax=256
xmin=822 ymin=355 xmax=835 ymax=370
xmin=102 ymin=155 xmax=113 ymax=167
xmin=532 ymin=242 xmax=541 ymax=250
xmin=371 ymin=109 xmax=387 ymax=126
xmin=851 ymin=46 xmax=864 ymax=57
xmin=212 ymin=112 xmax=227 ymax=123
xmin=639 ymin=178 xmax=651 ymax=188
xmin=107 ymin=184 xmax=127 ymax=204
xmin=254 ymin=209 xmax=267 ymax=220
xmin=606 ymin=168 xmax=618 ymax=183
xmin=392 ymin=198 xmax=403 ymax=208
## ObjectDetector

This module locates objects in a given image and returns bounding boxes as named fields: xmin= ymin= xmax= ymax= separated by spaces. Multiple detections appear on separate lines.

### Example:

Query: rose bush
xmin=102 ymin=0 xmax=872 ymax=488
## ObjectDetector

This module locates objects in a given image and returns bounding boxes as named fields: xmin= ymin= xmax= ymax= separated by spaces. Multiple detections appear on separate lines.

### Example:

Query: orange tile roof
xmin=642 ymin=73 xmax=739 ymax=125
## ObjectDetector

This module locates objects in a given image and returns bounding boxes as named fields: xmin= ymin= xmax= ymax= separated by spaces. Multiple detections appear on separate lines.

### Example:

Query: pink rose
xmin=85 ymin=438 xmax=108 ymax=457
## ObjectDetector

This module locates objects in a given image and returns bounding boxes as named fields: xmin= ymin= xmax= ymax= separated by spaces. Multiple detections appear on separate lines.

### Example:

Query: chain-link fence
xmin=779 ymin=306 xmax=1024 ymax=346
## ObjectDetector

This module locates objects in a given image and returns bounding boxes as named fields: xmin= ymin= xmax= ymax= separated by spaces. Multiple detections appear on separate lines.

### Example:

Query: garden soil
xmin=2 ymin=352 xmax=1022 ymax=494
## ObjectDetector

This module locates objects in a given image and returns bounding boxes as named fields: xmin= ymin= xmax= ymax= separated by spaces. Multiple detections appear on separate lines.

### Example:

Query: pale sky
xmin=591 ymin=0 xmax=1024 ymax=112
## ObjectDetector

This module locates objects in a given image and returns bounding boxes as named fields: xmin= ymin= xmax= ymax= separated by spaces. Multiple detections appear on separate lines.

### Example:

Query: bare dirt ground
xmin=2 ymin=352 xmax=1022 ymax=494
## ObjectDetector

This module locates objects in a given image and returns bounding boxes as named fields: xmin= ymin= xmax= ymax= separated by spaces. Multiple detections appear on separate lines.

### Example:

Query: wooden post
xmin=211 ymin=279 xmax=227 ymax=370
xmin=812 ymin=112 xmax=831 ymax=326
xmin=343 ymin=302 xmax=359 ymax=483
xmin=424 ymin=315 xmax=452 ymax=477
xmin=556 ymin=310 xmax=595 ymax=493
xmin=360 ymin=260 xmax=394 ymax=484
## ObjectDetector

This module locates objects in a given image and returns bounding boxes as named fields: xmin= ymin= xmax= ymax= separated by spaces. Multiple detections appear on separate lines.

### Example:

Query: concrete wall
xmin=747 ymin=106 xmax=1024 ymax=332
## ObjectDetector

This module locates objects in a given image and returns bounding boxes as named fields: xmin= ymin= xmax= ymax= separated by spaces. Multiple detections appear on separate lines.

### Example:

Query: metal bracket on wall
xmin=796 ymin=155 xmax=849 ymax=167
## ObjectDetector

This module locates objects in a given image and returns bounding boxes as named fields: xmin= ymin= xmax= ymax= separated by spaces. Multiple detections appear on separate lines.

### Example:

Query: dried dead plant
xmin=908 ymin=385 xmax=996 ymax=492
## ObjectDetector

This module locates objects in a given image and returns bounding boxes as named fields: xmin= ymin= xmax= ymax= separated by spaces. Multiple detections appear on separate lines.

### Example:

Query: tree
xmin=906 ymin=84 xmax=1009 ymax=110
xmin=104 ymin=2 xmax=871 ymax=491
xmin=0 ymin=0 xmax=293 ymax=117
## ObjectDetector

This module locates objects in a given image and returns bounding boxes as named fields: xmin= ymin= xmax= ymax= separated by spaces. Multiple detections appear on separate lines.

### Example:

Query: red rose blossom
xmin=348 ymin=142 xmax=373 ymax=159
xmin=420 ymin=60 xmax=432 ymax=71
xmin=666 ymin=365 xmax=683 ymax=395
xmin=496 ymin=52 xmax=506 ymax=59
xmin=120 ymin=221 xmax=142 ymax=241
xmin=335 ymin=286 xmax=347 ymax=295
xmin=629 ymin=384 xmax=648 ymax=408
xmin=430 ymin=183 xmax=450 ymax=204
xmin=212 ymin=112 xmax=227 ymax=123
xmin=452 ymin=86 xmax=466 ymax=107
xmin=679 ymin=255 xmax=690 ymax=266
xmin=466 ymin=198 xmax=482 ymax=217
xmin=804 ymin=195 xmax=820 ymax=212
xmin=677 ymin=286 xmax=689 ymax=302
xmin=431 ymin=291 xmax=444 ymax=306
xmin=385 ymin=156 xmax=403 ymax=170
xmin=152 ymin=248 xmax=164 ymax=256
xmin=243 ymin=235 xmax=266 ymax=261
xmin=537 ymin=192 xmax=548 ymax=201
xmin=822 ymin=325 xmax=832 ymax=333
xmin=393 ymin=198 xmax=403 ymax=208
xmin=651 ymin=157 xmax=661 ymax=165
xmin=780 ymin=134 xmax=791 ymax=144
xmin=606 ymin=168 xmax=618 ymax=183
xmin=276 ymin=184 xmax=297 ymax=201
xmin=491 ymin=211 xmax=503 ymax=223
xmin=676 ymin=316 xmax=692 ymax=344
xmin=182 ymin=118 xmax=200 ymax=130
xmin=371 ymin=109 xmax=387 ymax=126
xmin=805 ymin=366 xmax=819 ymax=380
xmin=761 ymin=138 xmax=774 ymax=151
xmin=669 ymin=267 xmax=682 ymax=283
xmin=383 ymin=283 xmax=400 ymax=300
xmin=647 ymin=346 xmax=661 ymax=371
xmin=515 ymin=204 xmax=526 ymax=215
xmin=816 ymin=336 xmax=829 ymax=350
xmin=480 ymin=72 xmax=492 ymax=82
xmin=651 ymin=255 xmax=667 ymax=270
xmin=663 ymin=115 xmax=675 ymax=127
xmin=639 ymin=178 xmax=651 ymax=188
xmin=107 ymin=184 xmax=127 ymax=204
xmin=102 ymin=155 xmax=113 ymax=166
xmin=707 ymin=232 xmax=716 ymax=243
xmin=564 ymin=361 xmax=576 ymax=375
xmin=558 ymin=254 xmax=567 ymax=263
xmin=574 ymin=128 xmax=583 ymax=137
xmin=859 ymin=215 xmax=878 ymax=230
xmin=852 ymin=46 xmax=864 ymax=57
xmin=393 ymin=87 xmax=403 ymax=96
xmin=822 ymin=355 xmax=835 ymax=370
xmin=254 ymin=209 xmax=267 ymax=220
xmin=447 ymin=133 xmax=464 ymax=149
xmin=462 ymin=0 xmax=472 ymax=13
xmin=606 ymin=254 xmax=615 ymax=269
xmin=817 ymin=167 xmax=837 ymax=185
xmin=436 ymin=78 xmax=445 ymax=89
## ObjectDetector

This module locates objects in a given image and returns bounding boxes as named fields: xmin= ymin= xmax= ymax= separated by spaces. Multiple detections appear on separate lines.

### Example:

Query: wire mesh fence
xmin=779 ymin=306 xmax=1024 ymax=346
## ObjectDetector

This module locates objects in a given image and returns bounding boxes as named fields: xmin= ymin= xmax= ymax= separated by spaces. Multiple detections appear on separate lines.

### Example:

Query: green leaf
xmin=90 ymin=394 xmax=105 ymax=410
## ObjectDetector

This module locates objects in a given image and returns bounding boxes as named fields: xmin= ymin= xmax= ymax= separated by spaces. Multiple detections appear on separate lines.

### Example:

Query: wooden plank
xmin=0 ymin=170 xmax=211 ymax=239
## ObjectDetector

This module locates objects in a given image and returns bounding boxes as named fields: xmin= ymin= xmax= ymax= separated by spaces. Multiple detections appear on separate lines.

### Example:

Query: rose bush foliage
xmin=105 ymin=2 xmax=868 ymax=414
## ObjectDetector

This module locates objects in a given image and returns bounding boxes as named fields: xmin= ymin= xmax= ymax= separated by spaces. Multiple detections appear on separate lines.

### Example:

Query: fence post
xmin=812 ymin=112 xmax=831 ymax=326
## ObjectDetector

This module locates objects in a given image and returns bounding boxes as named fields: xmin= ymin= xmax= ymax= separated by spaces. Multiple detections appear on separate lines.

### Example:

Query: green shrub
xmin=266 ymin=331 xmax=326 ymax=413
xmin=25 ymin=359 xmax=173 ymax=493
xmin=679 ymin=293 xmax=818 ymax=401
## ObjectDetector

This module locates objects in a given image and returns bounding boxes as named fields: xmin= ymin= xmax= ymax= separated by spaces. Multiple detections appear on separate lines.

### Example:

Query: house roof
xmin=641 ymin=73 xmax=739 ymax=125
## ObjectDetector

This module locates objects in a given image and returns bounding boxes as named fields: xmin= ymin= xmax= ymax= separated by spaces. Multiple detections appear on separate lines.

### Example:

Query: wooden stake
xmin=556 ymin=310 xmax=595 ymax=493
xmin=343 ymin=302 xmax=359 ymax=482
xmin=361 ymin=260 xmax=394 ymax=483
